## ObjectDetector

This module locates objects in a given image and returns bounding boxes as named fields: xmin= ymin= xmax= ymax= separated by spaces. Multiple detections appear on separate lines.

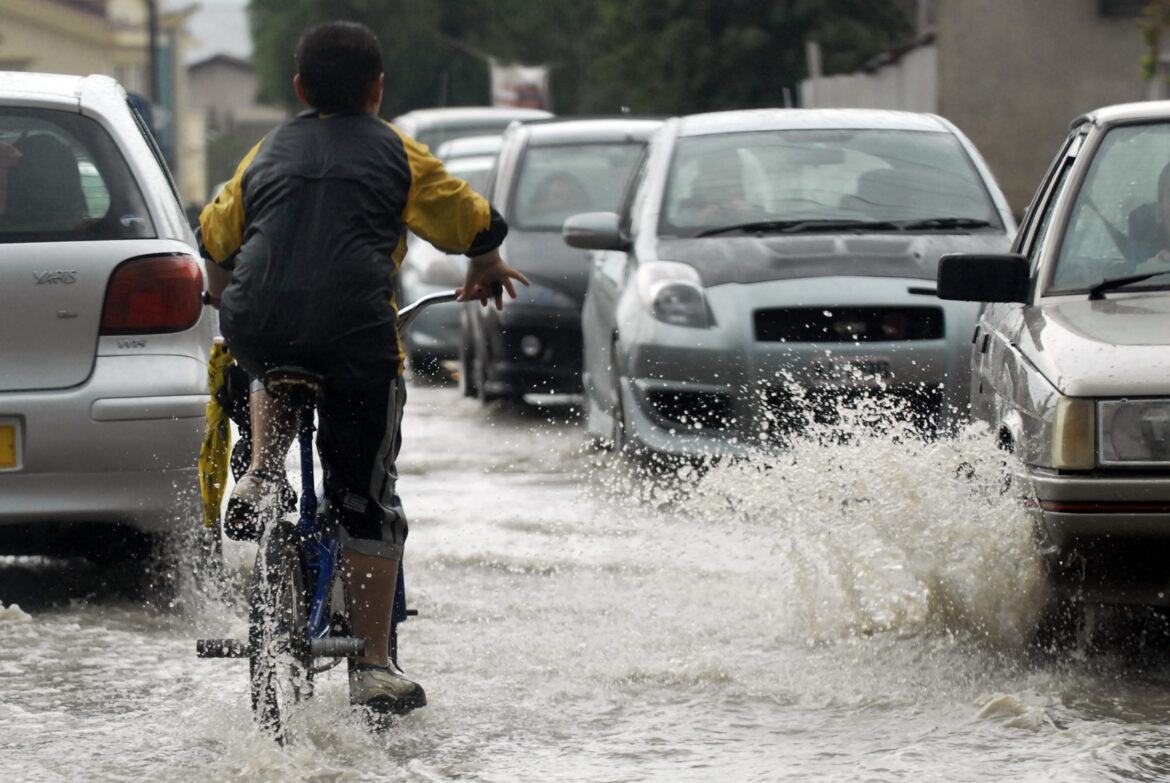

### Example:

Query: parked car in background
xmin=938 ymin=100 xmax=1170 ymax=613
xmin=461 ymin=115 xmax=664 ymax=401
xmin=564 ymin=108 xmax=1016 ymax=457
xmin=400 ymin=149 xmax=498 ymax=375
xmin=0 ymin=72 xmax=214 ymax=559
xmin=435 ymin=134 xmax=503 ymax=163
xmin=390 ymin=106 xmax=551 ymax=152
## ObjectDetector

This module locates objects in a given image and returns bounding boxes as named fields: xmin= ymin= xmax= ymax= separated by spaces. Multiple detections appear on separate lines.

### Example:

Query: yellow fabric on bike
xmin=198 ymin=340 xmax=234 ymax=529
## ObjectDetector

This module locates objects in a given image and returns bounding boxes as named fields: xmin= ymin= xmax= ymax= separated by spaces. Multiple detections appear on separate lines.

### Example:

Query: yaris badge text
xmin=34 ymin=270 xmax=78 ymax=284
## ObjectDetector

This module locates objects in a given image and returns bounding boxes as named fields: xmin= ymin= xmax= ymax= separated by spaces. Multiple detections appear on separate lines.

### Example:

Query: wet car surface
xmin=938 ymin=99 xmax=1170 ymax=607
xmin=0 ymin=72 xmax=214 ymax=559
xmin=566 ymin=108 xmax=1016 ymax=457
xmin=460 ymin=116 xmax=664 ymax=402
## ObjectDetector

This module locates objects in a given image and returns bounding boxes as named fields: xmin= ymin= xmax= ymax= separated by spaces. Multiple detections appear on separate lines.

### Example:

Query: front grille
xmin=644 ymin=389 xmax=735 ymax=432
xmin=754 ymin=306 xmax=944 ymax=343
xmin=758 ymin=383 xmax=944 ymax=439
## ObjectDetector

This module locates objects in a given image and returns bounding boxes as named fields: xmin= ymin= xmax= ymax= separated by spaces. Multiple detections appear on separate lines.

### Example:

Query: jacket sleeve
xmin=393 ymin=126 xmax=507 ymax=256
xmin=198 ymin=139 xmax=264 ymax=270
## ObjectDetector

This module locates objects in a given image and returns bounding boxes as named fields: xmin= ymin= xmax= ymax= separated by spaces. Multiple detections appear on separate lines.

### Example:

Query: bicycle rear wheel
xmin=249 ymin=519 xmax=313 ymax=743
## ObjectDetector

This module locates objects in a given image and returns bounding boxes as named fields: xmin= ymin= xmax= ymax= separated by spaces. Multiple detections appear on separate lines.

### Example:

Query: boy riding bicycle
xmin=198 ymin=20 xmax=528 ymax=717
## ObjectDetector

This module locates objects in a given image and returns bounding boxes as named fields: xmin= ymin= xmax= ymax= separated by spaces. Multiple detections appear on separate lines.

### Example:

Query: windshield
xmin=659 ymin=129 xmax=1001 ymax=237
xmin=510 ymin=142 xmax=645 ymax=230
xmin=1050 ymin=122 xmax=1170 ymax=294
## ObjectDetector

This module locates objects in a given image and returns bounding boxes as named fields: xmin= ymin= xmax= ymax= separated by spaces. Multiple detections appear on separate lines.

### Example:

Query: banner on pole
xmin=489 ymin=59 xmax=551 ymax=109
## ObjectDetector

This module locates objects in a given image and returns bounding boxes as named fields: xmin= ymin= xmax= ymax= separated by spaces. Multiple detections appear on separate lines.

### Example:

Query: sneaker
xmin=223 ymin=470 xmax=295 ymax=541
xmin=349 ymin=661 xmax=427 ymax=716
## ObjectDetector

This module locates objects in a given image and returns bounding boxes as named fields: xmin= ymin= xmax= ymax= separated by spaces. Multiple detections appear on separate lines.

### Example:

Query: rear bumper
xmin=0 ymin=353 xmax=207 ymax=532
xmin=0 ymin=467 xmax=200 ymax=531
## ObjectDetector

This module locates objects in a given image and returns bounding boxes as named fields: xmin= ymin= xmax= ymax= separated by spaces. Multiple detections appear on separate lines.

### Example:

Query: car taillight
xmin=101 ymin=254 xmax=204 ymax=335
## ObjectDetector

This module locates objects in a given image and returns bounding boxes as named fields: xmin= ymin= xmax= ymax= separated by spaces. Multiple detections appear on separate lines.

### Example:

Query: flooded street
xmin=6 ymin=380 xmax=1170 ymax=781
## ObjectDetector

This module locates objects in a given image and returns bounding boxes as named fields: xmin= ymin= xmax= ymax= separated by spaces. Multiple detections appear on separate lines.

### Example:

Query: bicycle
xmin=196 ymin=289 xmax=460 ymax=744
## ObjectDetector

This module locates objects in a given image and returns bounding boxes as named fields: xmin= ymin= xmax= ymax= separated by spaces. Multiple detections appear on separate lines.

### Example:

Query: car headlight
xmin=1098 ymin=398 xmax=1170 ymax=466
xmin=1052 ymin=397 xmax=1095 ymax=470
xmin=636 ymin=261 xmax=711 ymax=328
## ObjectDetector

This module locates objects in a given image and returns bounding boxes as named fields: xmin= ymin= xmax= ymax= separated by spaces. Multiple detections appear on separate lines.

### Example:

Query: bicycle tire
xmin=249 ymin=519 xmax=313 ymax=744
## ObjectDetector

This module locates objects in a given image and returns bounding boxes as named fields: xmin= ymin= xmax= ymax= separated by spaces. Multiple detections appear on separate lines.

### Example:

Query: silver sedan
xmin=939 ymin=99 xmax=1170 ymax=609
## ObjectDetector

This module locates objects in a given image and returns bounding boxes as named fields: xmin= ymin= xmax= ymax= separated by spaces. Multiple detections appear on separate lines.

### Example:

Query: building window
xmin=1099 ymin=0 xmax=1148 ymax=17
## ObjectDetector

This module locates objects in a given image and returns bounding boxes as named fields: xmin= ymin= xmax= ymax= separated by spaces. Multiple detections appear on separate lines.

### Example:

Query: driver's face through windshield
xmin=659 ymin=129 xmax=1000 ymax=236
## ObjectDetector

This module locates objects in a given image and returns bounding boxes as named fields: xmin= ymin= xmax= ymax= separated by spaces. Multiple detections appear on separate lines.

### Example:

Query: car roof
xmin=515 ymin=116 xmax=665 ymax=145
xmin=435 ymin=134 xmax=503 ymax=159
xmin=1073 ymin=99 xmax=1170 ymax=128
xmin=0 ymin=71 xmax=125 ymax=112
xmin=391 ymin=106 xmax=552 ymax=129
xmin=674 ymin=108 xmax=954 ymax=137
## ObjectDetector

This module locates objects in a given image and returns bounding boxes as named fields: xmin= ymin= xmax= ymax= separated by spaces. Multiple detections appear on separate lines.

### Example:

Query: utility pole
xmin=147 ymin=0 xmax=159 ymax=102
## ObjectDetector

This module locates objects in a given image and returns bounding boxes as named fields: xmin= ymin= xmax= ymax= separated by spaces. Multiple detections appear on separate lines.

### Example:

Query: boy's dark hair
xmin=295 ymin=21 xmax=383 ymax=114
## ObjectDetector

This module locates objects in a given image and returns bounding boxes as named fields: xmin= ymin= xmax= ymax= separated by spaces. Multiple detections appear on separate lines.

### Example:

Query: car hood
xmin=655 ymin=231 xmax=1011 ymax=287
xmin=1019 ymin=294 xmax=1170 ymax=397
xmin=502 ymin=230 xmax=590 ymax=305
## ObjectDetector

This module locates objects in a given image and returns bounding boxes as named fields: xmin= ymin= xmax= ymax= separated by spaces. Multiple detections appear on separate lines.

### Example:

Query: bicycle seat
xmin=261 ymin=366 xmax=324 ymax=402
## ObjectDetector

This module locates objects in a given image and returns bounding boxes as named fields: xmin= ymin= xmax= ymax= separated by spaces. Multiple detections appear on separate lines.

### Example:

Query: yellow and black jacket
xmin=199 ymin=109 xmax=506 ymax=381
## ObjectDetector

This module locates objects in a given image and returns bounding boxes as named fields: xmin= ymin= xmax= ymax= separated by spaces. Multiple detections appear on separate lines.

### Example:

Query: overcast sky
xmin=167 ymin=0 xmax=252 ymax=63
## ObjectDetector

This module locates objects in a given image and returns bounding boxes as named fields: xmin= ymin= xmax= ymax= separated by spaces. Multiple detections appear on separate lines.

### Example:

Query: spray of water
xmin=592 ymin=384 xmax=1047 ymax=650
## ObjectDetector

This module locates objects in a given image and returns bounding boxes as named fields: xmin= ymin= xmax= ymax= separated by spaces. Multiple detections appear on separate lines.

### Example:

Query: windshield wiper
xmin=891 ymin=217 xmax=992 ymax=230
xmin=694 ymin=219 xmax=901 ymax=238
xmin=1087 ymin=269 xmax=1170 ymax=300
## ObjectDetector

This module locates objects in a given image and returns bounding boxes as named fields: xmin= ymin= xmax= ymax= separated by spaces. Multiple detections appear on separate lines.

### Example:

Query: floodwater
xmin=6 ymin=381 xmax=1170 ymax=782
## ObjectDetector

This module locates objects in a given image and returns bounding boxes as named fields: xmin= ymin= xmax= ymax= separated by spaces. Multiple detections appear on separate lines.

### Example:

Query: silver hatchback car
xmin=0 ymin=73 xmax=214 ymax=558
xmin=939 ymin=101 xmax=1170 ymax=609
xmin=565 ymin=109 xmax=1016 ymax=458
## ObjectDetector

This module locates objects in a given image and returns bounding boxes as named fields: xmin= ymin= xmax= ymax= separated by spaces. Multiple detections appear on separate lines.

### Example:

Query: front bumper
xmin=1028 ymin=468 xmax=1170 ymax=547
xmin=617 ymin=277 xmax=972 ymax=458
xmin=482 ymin=305 xmax=583 ymax=397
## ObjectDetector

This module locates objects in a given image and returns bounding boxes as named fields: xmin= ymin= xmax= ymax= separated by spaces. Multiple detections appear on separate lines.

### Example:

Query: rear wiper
xmin=694 ymin=219 xmax=901 ymax=238
xmin=1087 ymin=269 xmax=1170 ymax=300
xmin=892 ymin=217 xmax=992 ymax=230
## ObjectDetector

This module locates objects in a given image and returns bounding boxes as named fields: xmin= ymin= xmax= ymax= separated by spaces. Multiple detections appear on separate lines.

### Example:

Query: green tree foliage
xmin=580 ymin=0 xmax=913 ymax=113
xmin=248 ymin=0 xmax=912 ymax=117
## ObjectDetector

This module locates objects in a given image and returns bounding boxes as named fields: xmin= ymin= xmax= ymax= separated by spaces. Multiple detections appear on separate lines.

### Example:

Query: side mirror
xmin=562 ymin=211 xmax=629 ymax=251
xmin=936 ymin=253 xmax=1029 ymax=303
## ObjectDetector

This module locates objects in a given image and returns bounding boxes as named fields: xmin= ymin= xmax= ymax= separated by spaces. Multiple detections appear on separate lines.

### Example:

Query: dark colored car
xmin=460 ymin=116 xmax=663 ymax=401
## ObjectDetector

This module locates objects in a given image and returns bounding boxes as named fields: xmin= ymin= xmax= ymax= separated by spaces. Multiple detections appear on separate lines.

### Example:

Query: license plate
xmin=808 ymin=356 xmax=893 ymax=385
xmin=0 ymin=422 xmax=18 ymax=469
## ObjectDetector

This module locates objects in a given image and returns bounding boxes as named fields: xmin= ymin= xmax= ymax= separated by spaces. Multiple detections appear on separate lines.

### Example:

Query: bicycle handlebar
xmin=202 ymin=284 xmax=496 ymax=333
xmin=395 ymin=289 xmax=460 ymax=333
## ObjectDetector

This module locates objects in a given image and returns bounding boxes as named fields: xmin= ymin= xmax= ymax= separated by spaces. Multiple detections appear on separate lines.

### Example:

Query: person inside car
xmin=199 ymin=20 xmax=528 ymax=719
xmin=1138 ymin=160 xmax=1170 ymax=274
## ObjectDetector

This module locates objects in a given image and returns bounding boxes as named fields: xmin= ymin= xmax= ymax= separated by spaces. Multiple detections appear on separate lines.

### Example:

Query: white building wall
xmin=801 ymin=45 xmax=937 ymax=113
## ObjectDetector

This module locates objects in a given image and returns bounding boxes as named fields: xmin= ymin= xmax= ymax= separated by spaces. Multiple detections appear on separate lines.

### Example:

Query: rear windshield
xmin=0 ymin=107 xmax=155 ymax=242
xmin=510 ymin=142 xmax=646 ymax=230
